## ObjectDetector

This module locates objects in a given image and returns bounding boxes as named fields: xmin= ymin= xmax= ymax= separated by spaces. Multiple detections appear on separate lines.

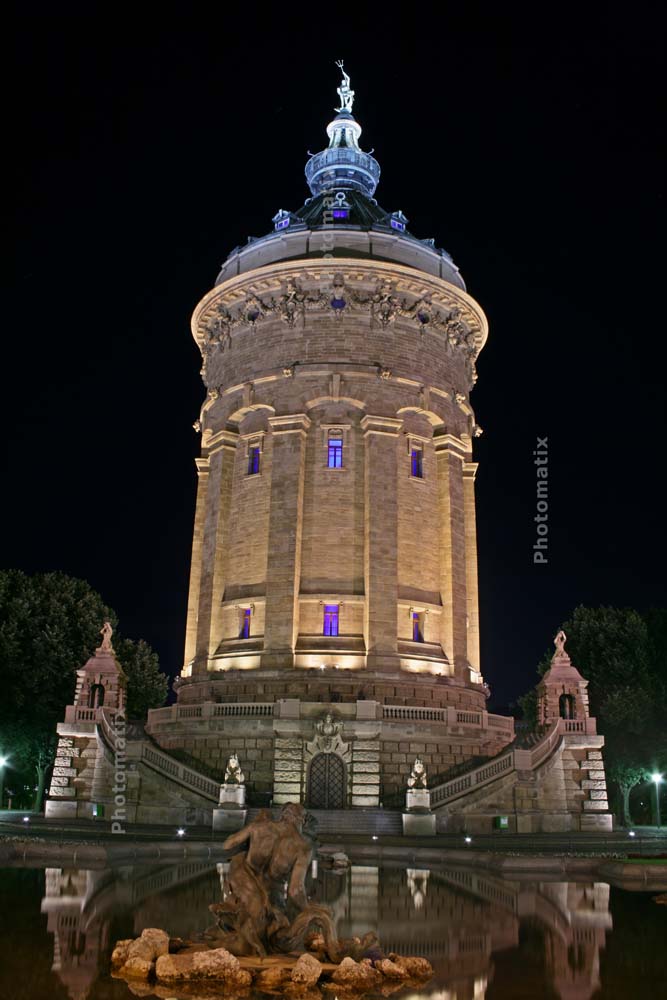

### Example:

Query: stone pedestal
xmin=402 ymin=811 xmax=436 ymax=836
xmin=218 ymin=784 xmax=246 ymax=808
xmin=213 ymin=807 xmax=247 ymax=832
xmin=406 ymin=788 xmax=431 ymax=811
xmin=212 ymin=783 xmax=247 ymax=832
xmin=403 ymin=787 xmax=436 ymax=836
xmin=45 ymin=799 xmax=78 ymax=820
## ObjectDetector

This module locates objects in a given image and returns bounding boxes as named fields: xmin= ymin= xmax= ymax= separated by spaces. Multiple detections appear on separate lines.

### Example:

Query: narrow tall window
xmin=327 ymin=435 xmax=343 ymax=468
xmin=248 ymin=446 xmax=260 ymax=475
xmin=411 ymin=447 xmax=423 ymax=478
xmin=323 ymin=604 xmax=339 ymax=636
xmin=240 ymin=607 xmax=252 ymax=639
xmin=412 ymin=611 xmax=424 ymax=642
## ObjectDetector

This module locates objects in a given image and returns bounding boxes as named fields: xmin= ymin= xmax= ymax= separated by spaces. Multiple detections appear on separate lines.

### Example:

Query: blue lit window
xmin=411 ymin=447 xmax=423 ymax=478
xmin=328 ymin=436 xmax=343 ymax=468
xmin=412 ymin=612 xmax=424 ymax=642
xmin=390 ymin=217 xmax=405 ymax=232
xmin=275 ymin=217 xmax=290 ymax=230
xmin=324 ymin=605 xmax=339 ymax=636
xmin=332 ymin=208 xmax=349 ymax=220
xmin=240 ymin=607 xmax=252 ymax=639
xmin=248 ymin=446 xmax=261 ymax=475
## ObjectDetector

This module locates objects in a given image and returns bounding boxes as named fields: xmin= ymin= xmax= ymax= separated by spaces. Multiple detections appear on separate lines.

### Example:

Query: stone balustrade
xmin=382 ymin=704 xmax=514 ymax=735
xmin=147 ymin=702 xmax=275 ymax=727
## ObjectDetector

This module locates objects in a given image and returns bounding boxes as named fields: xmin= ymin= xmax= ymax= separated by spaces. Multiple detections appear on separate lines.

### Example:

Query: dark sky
xmin=5 ymin=6 xmax=666 ymax=709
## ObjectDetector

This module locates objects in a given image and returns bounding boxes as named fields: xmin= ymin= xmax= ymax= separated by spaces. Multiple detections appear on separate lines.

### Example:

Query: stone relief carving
xmin=196 ymin=269 xmax=483 ymax=389
xmin=306 ymin=712 xmax=349 ymax=757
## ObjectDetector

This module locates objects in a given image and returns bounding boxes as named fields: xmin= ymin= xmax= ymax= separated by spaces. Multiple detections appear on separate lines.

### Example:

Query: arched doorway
xmin=559 ymin=693 xmax=575 ymax=719
xmin=307 ymin=753 xmax=346 ymax=810
xmin=89 ymin=683 xmax=105 ymax=709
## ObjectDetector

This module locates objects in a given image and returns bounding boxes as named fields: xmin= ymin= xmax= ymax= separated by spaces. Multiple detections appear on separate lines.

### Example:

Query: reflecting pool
xmin=0 ymin=860 xmax=664 ymax=998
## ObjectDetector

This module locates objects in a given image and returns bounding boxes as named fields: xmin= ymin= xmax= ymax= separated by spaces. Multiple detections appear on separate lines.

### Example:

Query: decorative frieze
xmin=193 ymin=263 xmax=485 ymax=388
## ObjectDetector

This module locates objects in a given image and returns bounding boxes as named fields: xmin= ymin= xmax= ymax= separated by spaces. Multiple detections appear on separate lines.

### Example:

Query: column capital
xmin=268 ymin=413 xmax=311 ymax=436
xmin=361 ymin=414 xmax=403 ymax=437
xmin=195 ymin=456 xmax=210 ymax=475
xmin=463 ymin=461 xmax=479 ymax=479
xmin=433 ymin=433 xmax=469 ymax=460
xmin=205 ymin=428 xmax=239 ymax=454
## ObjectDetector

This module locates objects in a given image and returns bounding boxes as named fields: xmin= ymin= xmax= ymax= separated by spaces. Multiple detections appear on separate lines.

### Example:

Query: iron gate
xmin=307 ymin=752 xmax=346 ymax=809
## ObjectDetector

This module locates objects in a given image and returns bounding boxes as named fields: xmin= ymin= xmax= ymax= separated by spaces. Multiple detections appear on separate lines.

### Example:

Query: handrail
xmin=98 ymin=708 xmax=219 ymax=803
xmin=429 ymin=720 xmax=563 ymax=809
xmin=139 ymin=746 xmax=219 ymax=801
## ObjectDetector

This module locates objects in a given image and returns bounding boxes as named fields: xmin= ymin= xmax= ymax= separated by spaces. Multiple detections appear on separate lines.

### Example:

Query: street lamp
xmin=0 ymin=756 xmax=8 ymax=812
xmin=651 ymin=772 xmax=663 ymax=829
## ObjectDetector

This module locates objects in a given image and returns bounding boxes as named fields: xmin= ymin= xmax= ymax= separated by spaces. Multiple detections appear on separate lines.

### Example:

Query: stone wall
xmin=184 ymin=259 xmax=487 ymax=693
xmin=146 ymin=699 xmax=512 ymax=808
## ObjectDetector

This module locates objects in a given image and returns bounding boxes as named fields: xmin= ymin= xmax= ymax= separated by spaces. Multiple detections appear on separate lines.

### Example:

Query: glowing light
xmin=651 ymin=772 xmax=663 ymax=784
xmin=372 ymin=835 xmax=378 ymax=841
xmin=464 ymin=836 xmax=472 ymax=844
xmin=22 ymin=816 xmax=29 ymax=823
xmin=0 ymin=757 xmax=8 ymax=768
xmin=177 ymin=828 xmax=186 ymax=837
xmin=628 ymin=830 xmax=636 ymax=837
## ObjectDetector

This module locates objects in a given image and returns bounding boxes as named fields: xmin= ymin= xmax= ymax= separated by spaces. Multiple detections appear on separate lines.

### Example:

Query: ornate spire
xmin=305 ymin=63 xmax=380 ymax=199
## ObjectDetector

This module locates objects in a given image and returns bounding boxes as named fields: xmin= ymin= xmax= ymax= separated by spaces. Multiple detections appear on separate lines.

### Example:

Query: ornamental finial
xmin=335 ymin=60 xmax=354 ymax=113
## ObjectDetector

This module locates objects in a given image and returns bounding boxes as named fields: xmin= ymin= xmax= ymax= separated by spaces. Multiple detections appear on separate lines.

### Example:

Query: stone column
xmin=194 ymin=430 xmax=238 ymax=673
xmin=463 ymin=461 xmax=481 ymax=679
xmin=434 ymin=435 xmax=468 ymax=679
xmin=361 ymin=415 xmax=402 ymax=671
xmin=183 ymin=457 xmax=209 ymax=672
xmin=261 ymin=414 xmax=310 ymax=668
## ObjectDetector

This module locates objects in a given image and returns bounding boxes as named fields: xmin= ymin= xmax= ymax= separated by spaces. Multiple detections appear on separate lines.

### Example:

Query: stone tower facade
xmin=148 ymin=68 xmax=515 ymax=807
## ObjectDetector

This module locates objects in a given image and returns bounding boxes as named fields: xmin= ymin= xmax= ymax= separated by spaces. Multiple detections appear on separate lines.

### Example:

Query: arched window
xmin=559 ymin=693 xmax=575 ymax=719
xmin=89 ymin=683 xmax=105 ymax=709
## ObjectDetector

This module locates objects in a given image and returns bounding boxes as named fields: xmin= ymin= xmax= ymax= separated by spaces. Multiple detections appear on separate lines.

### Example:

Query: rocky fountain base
xmin=112 ymin=928 xmax=433 ymax=997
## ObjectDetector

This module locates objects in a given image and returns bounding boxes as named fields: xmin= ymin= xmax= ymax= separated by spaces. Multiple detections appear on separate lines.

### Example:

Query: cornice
xmin=191 ymin=259 xmax=488 ymax=390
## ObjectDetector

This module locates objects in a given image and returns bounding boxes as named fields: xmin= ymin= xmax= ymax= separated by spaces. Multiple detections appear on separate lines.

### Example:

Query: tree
xmin=114 ymin=637 xmax=167 ymax=719
xmin=0 ymin=569 xmax=167 ymax=810
xmin=607 ymin=760 xmax=648 ymax=827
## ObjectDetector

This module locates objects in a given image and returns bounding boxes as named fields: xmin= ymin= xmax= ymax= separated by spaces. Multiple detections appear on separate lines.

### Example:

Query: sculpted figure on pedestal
xmin=407 ymin=757 xmax=428 ymax=789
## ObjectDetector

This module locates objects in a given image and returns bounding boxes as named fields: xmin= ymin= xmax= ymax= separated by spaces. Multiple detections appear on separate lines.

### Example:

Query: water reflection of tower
xmin=539 ymin=882 xmax=612 ymax=1000
xmin=41 ymin=869 xmax=112 ymax=1000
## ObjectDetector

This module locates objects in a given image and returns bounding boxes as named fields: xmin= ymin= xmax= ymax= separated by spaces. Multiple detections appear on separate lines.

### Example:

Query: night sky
xmin=5 ymin=6 xmax=665 ymax=710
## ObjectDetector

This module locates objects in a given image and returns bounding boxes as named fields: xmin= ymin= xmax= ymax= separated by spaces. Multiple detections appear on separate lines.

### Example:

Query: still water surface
xmin=0 ymin=861 xmax=664 ymax=999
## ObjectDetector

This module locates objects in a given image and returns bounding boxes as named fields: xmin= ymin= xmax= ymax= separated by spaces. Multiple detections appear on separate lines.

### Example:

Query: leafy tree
xmin=0 ymin=569 xmax=167 ymax=810
xmin=607 ymin=760 xmax=649 ymax=827
xmin=114 ymin=637 xmax=167 ymax=719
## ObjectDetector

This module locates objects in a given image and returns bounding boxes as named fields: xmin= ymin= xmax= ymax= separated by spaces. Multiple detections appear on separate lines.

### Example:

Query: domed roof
xmin=214 ymin=64 xmax=465 ymax=290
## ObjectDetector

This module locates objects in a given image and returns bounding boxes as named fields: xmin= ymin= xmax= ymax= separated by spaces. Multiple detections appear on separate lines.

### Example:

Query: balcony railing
xmin=147 ymin=702 xmax=275 ymax=726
